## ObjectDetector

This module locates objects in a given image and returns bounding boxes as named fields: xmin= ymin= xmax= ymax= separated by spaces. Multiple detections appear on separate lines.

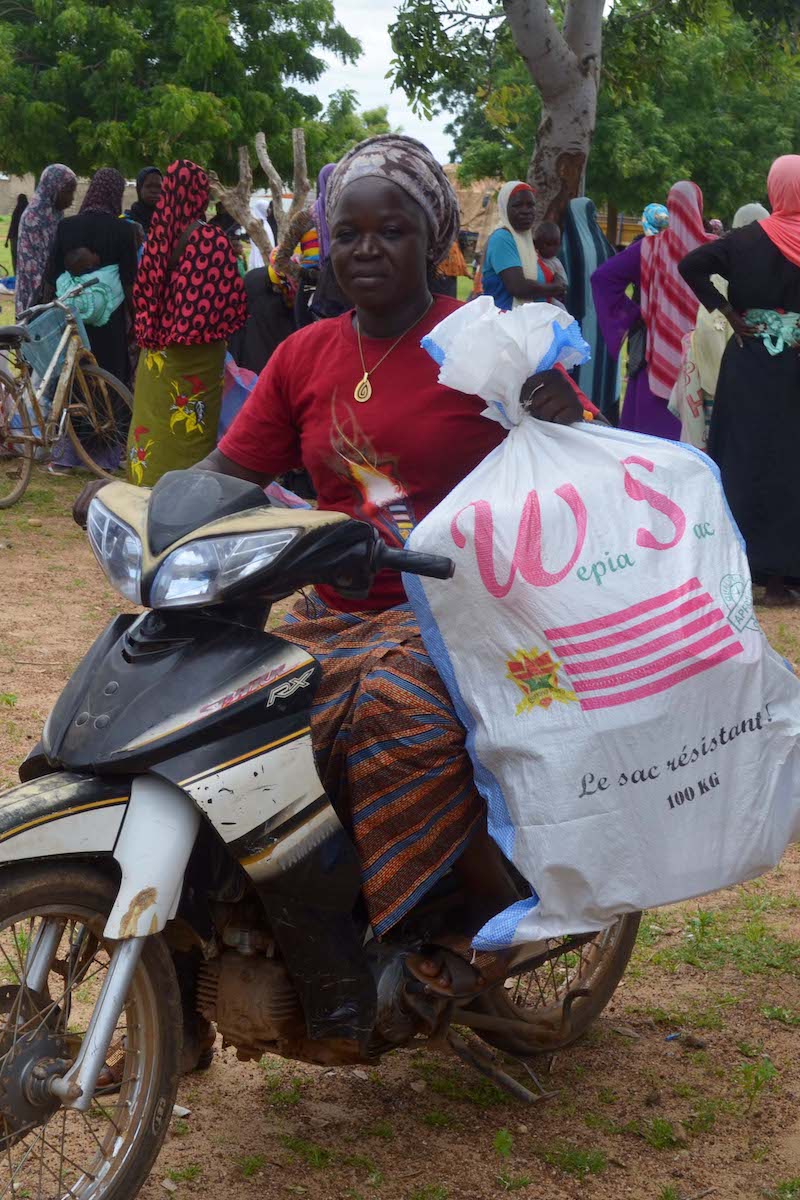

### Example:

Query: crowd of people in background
xmin=6 ymin=136 xmax=799 ymax=608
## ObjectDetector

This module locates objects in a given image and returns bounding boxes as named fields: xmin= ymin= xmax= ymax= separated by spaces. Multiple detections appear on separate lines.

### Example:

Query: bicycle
xmin=0 ymin=279 xmax=133 ymax=507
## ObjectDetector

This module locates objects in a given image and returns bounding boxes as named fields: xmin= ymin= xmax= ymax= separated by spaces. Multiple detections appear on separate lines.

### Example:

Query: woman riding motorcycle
xmin=77 ymin=136 xmax=589 ymax=987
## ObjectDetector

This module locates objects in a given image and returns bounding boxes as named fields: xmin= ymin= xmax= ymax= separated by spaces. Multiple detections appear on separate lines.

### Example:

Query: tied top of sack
xmin=421 ymin=295 xmax=591 ymax=430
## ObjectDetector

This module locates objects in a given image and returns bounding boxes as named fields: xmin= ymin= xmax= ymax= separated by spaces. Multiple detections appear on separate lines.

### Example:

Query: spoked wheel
xmin=66 ymin=360 xmax=132 ymax=479
xmin=0 ymin=369 xmax=34 ymax=507
xmin=466 ymin=912 xmax=641 ymax=1056
xmin=0 ymin=865 xmax=181 ymax=1200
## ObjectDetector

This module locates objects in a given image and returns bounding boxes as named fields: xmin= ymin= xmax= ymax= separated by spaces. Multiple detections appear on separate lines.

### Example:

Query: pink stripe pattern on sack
xmin=544 ymin=578 xmax=744 ymax=711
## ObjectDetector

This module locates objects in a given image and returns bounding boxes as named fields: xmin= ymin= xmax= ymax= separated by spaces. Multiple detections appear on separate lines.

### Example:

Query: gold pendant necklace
xmin=354 ymin=299 xmax=433 ymax=403
xmin=354 ymin=373 xmax=373 ymax=403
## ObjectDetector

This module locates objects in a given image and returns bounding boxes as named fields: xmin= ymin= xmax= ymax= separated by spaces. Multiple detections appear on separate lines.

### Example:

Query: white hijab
xmin=733 ymin=202 xmax=769 ymax=228
xmin=496 ymin=181 xmax=539 ymax=308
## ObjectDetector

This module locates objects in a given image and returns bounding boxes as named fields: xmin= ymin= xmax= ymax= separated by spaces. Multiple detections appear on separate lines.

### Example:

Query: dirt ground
xmin=2 ymin=473 xmax=800 ymax=1200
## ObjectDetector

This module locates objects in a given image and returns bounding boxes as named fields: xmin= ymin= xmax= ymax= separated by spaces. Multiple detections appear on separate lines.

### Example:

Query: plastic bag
xmin=406 ymin=300 xmax=800 ymax=948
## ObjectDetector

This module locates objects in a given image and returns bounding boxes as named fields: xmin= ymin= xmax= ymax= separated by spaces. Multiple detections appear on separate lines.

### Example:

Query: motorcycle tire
xmin=466 ymin=911 xmax=641 ymax=1057
xmin=0 ymin=862 xmax=182 ymax=1200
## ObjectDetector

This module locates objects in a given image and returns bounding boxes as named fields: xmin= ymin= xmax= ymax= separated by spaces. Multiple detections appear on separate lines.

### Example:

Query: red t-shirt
xmin=219 ymin=295 xmax=505 ymax=611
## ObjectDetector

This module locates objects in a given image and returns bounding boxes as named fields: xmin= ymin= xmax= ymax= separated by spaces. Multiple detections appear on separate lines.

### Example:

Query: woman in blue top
xmin=482 ymin=181 xmax=567 ymax=310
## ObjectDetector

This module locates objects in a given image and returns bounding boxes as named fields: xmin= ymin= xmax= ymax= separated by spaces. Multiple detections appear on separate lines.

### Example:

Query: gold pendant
xmin=354 ymin=373 xmax=372 ymax=403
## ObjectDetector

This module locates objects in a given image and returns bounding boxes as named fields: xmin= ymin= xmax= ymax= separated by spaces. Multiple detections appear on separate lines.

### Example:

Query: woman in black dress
xmin=680 ymin=156 xmax=800 ymax=605
xmin=46 ymin=168 xmax=138 ymax=386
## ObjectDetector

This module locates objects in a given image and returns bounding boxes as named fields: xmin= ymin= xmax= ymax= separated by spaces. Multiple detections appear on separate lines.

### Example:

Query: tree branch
xmin=503 ymin=0 xmax=578 ymax=100
xmin=254 ymin=131 xmax=289 ymax=240
xmin=563 ymin=0 xmax=604 ymax=78
xmin=287 ymin=127 xmax=310 ymax=224
xmin=208 ymin=145 xmax=274 ymax=262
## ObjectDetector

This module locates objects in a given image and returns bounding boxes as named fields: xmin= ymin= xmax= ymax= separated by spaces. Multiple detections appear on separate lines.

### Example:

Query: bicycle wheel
xmin=65 ymin=361 xmax=133 ymax=480
xmin=0 ymin=368 xmax=34 ymax=507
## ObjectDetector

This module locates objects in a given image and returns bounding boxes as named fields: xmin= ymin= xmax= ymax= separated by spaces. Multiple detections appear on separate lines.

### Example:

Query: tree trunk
xmin=504 ymin=0 xmax=603 ymax=226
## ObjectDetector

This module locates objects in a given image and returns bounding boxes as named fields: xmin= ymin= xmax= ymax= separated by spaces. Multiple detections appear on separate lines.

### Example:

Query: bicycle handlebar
xmin=375 ymin=542 xmax=455 ymax=581
xmin=17 ymin=277 xmax=99 ymax=323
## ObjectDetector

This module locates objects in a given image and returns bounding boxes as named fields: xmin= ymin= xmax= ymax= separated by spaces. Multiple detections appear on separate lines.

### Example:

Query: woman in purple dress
xmin=591 ymin=186 xmax=713 ymax=438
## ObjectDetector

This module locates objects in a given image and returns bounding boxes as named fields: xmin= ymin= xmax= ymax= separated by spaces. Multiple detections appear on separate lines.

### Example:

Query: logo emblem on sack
xmin=506 ymin=648 xmax=578 ymax=715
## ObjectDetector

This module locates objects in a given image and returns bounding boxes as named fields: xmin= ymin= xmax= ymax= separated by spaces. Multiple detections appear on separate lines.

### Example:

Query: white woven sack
xmin=406 ymin=299 xmax=800 ymax=948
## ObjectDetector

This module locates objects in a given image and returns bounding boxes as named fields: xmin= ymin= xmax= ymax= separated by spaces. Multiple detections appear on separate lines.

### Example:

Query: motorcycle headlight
xmin=87 ymin=498 xmax=143 ymax=604
xmin=149 ymin=528 xmax=299 ymax=609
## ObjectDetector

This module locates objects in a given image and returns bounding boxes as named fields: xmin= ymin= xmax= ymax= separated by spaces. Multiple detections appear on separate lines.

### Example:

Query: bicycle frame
xmin=12 ymin=302 xmax=94 ymax=451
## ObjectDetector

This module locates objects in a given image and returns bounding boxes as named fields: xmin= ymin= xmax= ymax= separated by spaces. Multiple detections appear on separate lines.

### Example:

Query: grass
xmin=409 ymin=1188 xmax=449 ymax=1200
xmin=735 ymin=1056 xmax=778 ymax=1111
xmin=536 ymin=1142 xmax=606 ymax=1178
xmin=366 ymin=1119 xmax=394 ymax=1140
xmin=237 ymin=1155 xmax=265 ymax=1178
xmin=768 ymin=1182 xmax=800 ymax=1200
xmin=411 ymin=1058 xmax=506 ymax=1108
xmin=761 ymin=1004 xmax=800 ymax=1026
xmin=643 ymin=907 xmax=800 ymax=977
xmin=280 ymin=1135 xmax=333 ymax=1170
xmin=422 ymin=1110 xmax=458 ymax=1129
xmin=264 ymin=1073 xmax=304 ymax=1109
xmin=167 ymin=1165 xmax=202 ymax=1183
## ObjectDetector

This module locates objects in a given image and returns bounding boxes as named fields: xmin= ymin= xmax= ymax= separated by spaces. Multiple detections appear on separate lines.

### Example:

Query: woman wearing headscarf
xmin=680 ymin=157 xmax=800 ymax=605
xmin=45 ymin=168 xmax=138 ymax=385
xmin=481 ymin=180 xmax=567 ymax=311
xmin=591 ymin=181 xmax=714 ymax=437
xmin=641 ymin=203 xmax=669 ymax=238
xmin=562 ymin=197 xmax=619 ymax=417
xmin=128 ymin=159 xmax=247 ymax=485
xmin=14 ymin=164 xmax=76 ymax=316
xmin=197 ymin=134 xmax=589 ymax=981
xmin=5 ymin=194 xmax=27 ymax=275
xmin=670 ymin=203 xmax=769 ymax=450
xmin=125 ymin=167 xmax=163 ymax=234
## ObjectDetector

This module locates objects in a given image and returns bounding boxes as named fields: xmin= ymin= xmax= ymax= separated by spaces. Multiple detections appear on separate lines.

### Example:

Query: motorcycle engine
xmin=197 ymin=952 xmax=302 ymax=1061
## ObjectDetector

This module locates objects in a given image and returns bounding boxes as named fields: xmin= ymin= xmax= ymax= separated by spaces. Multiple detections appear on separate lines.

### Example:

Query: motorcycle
xmin=0 ymin=469 xmax=640 ymax=1200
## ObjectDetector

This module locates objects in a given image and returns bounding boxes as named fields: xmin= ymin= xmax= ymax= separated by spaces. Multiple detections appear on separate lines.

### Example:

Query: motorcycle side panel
xmin=0 ymin=773 xmax=129 ymax=865
xmin=43 ymin=611 xmax=317 ymax=774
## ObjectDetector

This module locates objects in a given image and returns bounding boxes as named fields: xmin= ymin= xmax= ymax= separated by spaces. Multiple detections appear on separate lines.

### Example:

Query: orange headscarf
xmin=759 ymin=155 xmax=800 ymax=267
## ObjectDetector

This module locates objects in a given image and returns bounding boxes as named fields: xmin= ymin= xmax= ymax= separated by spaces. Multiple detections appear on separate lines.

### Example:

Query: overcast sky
xmin=312 ymin=1 xmax=616 ymax=164
xmin=314 ymin=0 xmax=456 ymax=162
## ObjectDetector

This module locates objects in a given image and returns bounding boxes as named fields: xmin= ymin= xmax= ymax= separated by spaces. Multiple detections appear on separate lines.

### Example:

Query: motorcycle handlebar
xmin=375 ymin=543 xmax=455 ymax=581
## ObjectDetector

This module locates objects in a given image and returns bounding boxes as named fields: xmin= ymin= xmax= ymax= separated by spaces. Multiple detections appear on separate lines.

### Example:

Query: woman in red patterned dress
xmin=127 ymin=160 xmax=247 ymax=485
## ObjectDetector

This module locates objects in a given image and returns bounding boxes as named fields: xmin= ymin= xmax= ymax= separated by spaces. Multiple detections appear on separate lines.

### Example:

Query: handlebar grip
xmin=377 ymin=544 xmax=455 ymax=581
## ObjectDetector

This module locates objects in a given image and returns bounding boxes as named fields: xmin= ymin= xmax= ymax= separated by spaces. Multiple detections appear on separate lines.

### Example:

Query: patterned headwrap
xmin=134 ymin=159 xmax=246 ymax=350
xmin=326 ymin=134 xmax=460 ymax=264
xmin=641 ymin=203 xmax=669 ymax=237
xmin=80 ymin=168 xmax=126 ymax=216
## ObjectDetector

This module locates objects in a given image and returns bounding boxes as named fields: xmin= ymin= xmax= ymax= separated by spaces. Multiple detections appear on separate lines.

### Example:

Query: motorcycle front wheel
xmin=467 ymin=912 xmax=641 ymax=1057
xmin=0 ymin=863 xmax=182 ymax=1200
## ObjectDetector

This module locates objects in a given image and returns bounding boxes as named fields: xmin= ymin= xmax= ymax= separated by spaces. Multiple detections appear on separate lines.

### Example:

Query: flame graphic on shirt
xmin=330 ymin=401 xmax=415 ymax=546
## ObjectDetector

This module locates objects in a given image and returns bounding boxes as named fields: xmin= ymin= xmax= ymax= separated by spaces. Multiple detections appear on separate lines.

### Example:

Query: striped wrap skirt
xmin=274 ymin=593 xmax=483 ymax=936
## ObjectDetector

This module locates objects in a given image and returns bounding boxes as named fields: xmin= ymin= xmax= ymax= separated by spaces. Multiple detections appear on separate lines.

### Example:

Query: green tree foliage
xmin=433 ymin=5 xmax=800 ymax=218
xmin=303 ymin=89 xmax=394 ymax=172
xmin=0 ymin=0 xmax=361 ymax=180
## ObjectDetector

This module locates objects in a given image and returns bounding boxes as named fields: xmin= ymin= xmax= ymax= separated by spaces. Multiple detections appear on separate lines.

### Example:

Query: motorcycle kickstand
xmin=445 ymin=1028 xmax=559 ymax=1105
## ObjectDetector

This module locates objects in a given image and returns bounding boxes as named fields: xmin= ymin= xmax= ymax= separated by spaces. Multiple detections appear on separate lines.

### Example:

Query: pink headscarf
xmin=640 ymin=181 xmax=716 ymax=399
xmin=759 ymin=155 xmax=800 ymax=267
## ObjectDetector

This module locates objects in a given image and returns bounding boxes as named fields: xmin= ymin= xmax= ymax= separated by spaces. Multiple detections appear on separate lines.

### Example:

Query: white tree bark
xmin=208 ymin=129 xmax=313 ymax=256
xmin=503 ymin=0 xmax=603 ymax=224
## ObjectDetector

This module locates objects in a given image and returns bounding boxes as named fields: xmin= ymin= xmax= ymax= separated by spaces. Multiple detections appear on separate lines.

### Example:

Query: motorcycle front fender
xmin=0 ymin=772 xmax=201 ymax=940
xmin=0 ymin=772 xmax=130 ymax=866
